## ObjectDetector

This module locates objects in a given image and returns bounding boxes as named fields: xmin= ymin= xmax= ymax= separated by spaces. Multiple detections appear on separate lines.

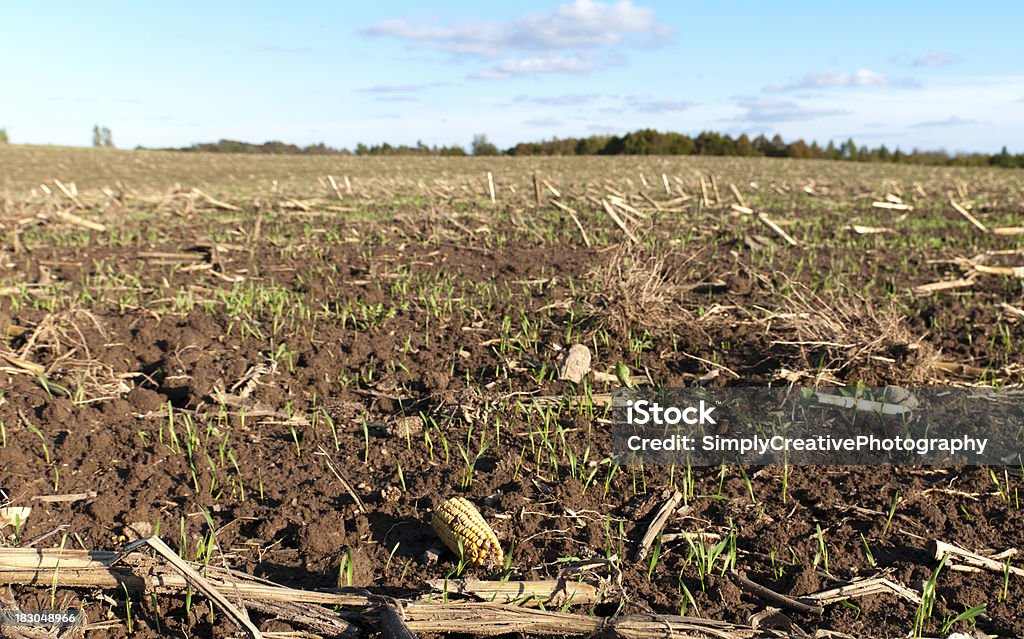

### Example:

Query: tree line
xmin=171 ymin=138 xmax=470 ymax=156
xmin=505 ymin=130 xmax=1024 ymax=168
xmin=164 ymin=130 xmax=1022 ymax=168
xmin=3 ymin=124 xmax=1016 ymax=168
xmin=167 ymin=133 xmax=507 ymax=157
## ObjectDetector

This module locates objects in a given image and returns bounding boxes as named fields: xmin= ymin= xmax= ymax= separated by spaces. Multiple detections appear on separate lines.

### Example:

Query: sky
xmin=2 ymin=1 xmax=1022 ymax=153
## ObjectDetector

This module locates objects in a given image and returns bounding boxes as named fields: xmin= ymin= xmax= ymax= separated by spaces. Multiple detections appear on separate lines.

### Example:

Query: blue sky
xmin=3 ymin=1 xmax=1022 ymax=153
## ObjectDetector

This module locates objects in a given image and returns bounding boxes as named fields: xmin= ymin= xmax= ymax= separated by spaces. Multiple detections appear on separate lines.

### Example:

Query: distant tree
xmin=471 ymin=134 xmax=500 ymax=156
xmin=992 ymin=145 xmax=1015 ymax=168
xmin=734 ymin=134 xmax=755 ymax=156
xmin=786 ymin=139 xmax=811 ymax=159
xmin=0 ymin=128 xmax=8 ymax=144
xmin=751 ymin=134 xmax=769 ymax=155
xmin=577 ymin=135 xmax=610 ymax=155
xmin=695 ymin=131 xmax=731 ymax=155
xmin=92 ymin=125 xmax=114 ymax=147
xmin=840 ymin=138 xmax=859 ymax=161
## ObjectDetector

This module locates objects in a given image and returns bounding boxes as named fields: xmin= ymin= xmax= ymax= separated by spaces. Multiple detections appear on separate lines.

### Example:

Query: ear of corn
xmin=431 ymin=497 xmax=504 ymax=567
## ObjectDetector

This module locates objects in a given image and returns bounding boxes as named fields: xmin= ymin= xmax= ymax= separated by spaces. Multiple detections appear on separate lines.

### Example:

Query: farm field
xmin=2 ymin=145 xmax=1024 ymax=638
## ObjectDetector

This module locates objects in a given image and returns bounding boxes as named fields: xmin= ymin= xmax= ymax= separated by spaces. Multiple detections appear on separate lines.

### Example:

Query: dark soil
xmin=2 ymin=172 xmax=1024 ymax=638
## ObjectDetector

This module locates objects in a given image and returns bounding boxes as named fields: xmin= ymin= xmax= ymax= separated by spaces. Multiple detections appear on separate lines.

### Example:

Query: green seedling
xmin=913 ymin=555 xmax=946 ymax=637
xmin=941 ymin=603 xmax=986 ymax=634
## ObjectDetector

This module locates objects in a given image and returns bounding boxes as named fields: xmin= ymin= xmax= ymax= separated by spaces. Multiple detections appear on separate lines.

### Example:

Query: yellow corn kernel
xmin=431 ymin=497 xmax=504 ymax=567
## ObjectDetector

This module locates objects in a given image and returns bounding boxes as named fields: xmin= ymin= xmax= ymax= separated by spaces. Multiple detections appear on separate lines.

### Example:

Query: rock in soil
xmin=558 ymin=344 xmax=592 ymax=383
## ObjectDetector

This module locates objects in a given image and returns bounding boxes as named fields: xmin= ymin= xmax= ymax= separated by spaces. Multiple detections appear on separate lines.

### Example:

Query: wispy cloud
xmin=912 ymin=50 xmax=956 ymax=67
xmin=910 ymin=116 xmax=976 ymax=128
xmin=255 ymin=44 xmax=315 ymax=55
xmin=839 ymin=130 xmax=907 ymax=140
xmin=732 ymin=97 xmax=848 ymax=123
xmin=629 ymin=98 xmax=692 ymax=113
xmin=515 ymin=93 xmax=600 ymax=105
xmin=361 ymin=0 xmax=672 ymax=78
xmin=765 ymin=68 xmax=918 ymax=92
xmin=515 ymin=94 xmax=688 ymax=113
xmin=524 ymin=117 xmax=566 ymax=127
xmin=374 ymin=96 xmax=420 ymax=103
xmin=46 ymin=96 xmax=141 ymax=104
xmin=359 ymin=82 xmax=447 ymax=94
xmin=890 ymin=50 xmax=957 ymax=68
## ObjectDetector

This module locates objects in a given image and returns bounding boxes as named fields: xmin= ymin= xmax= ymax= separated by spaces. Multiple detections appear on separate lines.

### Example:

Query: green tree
xmin=786 ymin=139 xmax=811 ymax=159
xmin=0 ymin=128 xmax=8 ymax=144
xmin=992 ymin=146 xmax=1014 ymax=168
xmin=471 ymin=134 xmax=499 ymax=156
xmin=734 ymin=134 xmax=755 ymax=156
xmin=840 ymin=138 xmax=859 ymax=161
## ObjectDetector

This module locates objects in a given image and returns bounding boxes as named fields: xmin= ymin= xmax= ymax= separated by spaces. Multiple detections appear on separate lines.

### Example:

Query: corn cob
xmin=431 ymin=497 xmax=504 ymax=567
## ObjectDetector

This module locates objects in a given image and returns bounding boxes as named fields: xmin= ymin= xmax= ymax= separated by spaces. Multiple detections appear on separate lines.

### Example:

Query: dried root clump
xmin=767 ymin=282 xmax=936 ymax=385
xmin=584 ymin=245 xmax=693 ymax=339
xmin=6 ymin=308 xmax=131 ymax=401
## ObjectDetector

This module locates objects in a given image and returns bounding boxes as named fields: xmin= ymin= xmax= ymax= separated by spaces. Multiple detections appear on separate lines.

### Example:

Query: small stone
xmin=0 ymin=506 xmax=31 ymax=527
xmin=883 ymin=385 xmax=919 ymax=409
xmin=388 ymin=415 xmax=423 ymax=439
xmin=421 ymin=547 xmax=443 ymax=564
xmin=557 ymin=344 xmax=592 ymax=384
xmin=380 ymin=485 xmax=401 ymax=504
xmin=125 ymin=521 xmax=154 ymax=542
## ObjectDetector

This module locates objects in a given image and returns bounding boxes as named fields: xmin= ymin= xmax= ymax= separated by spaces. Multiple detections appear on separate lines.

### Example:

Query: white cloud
xmin=766 ymin=68 xmax=918 ymax=92
xmin=361 ymin=1 xmax=672 ymax=77
xmin=473 ymin=55 xmax=599 ymax=79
